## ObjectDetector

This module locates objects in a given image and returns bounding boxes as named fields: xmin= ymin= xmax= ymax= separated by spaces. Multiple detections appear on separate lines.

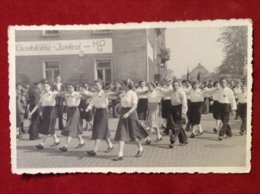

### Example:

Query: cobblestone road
xmin=16 ymin=114 xmax=247 ymax=169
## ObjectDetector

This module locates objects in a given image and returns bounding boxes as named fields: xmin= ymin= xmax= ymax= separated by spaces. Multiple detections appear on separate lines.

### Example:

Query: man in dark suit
xmin=52 ymin=75 xmax=64 ymax=130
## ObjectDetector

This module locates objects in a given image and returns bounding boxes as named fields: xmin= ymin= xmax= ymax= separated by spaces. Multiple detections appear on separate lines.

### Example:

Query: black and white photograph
xmin=9 ymin=20 xmax=252 ymax=174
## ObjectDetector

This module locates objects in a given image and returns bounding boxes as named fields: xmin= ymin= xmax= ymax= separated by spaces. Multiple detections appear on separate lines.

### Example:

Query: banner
xmin=15 ymin=39 xmax=112 ymax=56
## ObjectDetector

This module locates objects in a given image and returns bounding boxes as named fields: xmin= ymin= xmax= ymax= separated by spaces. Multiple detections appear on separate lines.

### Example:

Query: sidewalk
xmin=16 ymin=114 xmax=247 ymax=168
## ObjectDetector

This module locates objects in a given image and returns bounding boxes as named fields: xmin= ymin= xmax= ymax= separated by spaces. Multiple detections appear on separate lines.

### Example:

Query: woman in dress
xmin=27 ymin=83 xmax=41 ymax=140
xmin=59 ymin=83 xmax=85 ymax=152
xmin=78 ymin=83 xmax=93 ymax=131
xmin=136 ymin=81 xmax=148 ymax=127
xmin=113 ymin=80 xmax=149 ymax=161
xmin=237 ymin=84 xmax=247 ymax=135
xmin=29 ymin=81 xmax=60 ymax=149
xmin=145 ymin=82 xmax=163 ymax=141
xmin=211 ymin=81 xmax=222 ymax=133
xmin=85 ymin=80 xmax=114 ymax=156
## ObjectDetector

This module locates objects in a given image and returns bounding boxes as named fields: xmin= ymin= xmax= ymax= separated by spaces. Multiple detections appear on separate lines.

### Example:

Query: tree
xmin=160 ymin=48 xmax=171 ymax=65
xmin=217 ymin=26 xmax=247 ymax=75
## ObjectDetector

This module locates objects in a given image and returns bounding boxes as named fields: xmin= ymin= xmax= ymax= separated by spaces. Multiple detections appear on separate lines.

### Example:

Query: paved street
xmin=16 ymin=114 xmax=247 ymax=169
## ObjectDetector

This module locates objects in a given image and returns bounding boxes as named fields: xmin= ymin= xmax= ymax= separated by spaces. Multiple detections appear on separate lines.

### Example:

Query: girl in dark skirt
xmin=188 ymin=81 xmax=217 ymax=138
xmin=113 ymin=80 xmax=149 ymax=161
xmin=189 ymin=82 xmax=204 ymax=138
xmin=212 ymin=81 xmax=222 ymax=133
xmin=29 ymin=82 xmax=60 ymax=149
xmin=79 ymin=84 xmax=93 ymax=130
xmin=237 ymin=84 xmax=247 ymax=135
xmin=59 ymin=84 xmax=85 ymax=152
xmin=28 ymin=83 xmax=41 ymax=140
xmin=85 ymin=80 xmax=114 ymax=156
xmin=136 ymin=81 xmax=148 ymax=126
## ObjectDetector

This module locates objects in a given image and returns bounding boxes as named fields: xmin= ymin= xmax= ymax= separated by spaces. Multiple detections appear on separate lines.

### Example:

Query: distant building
xmin=15 ymin=29 xmax=166 ymax=84
xmin=182 ymin=63 xmax=211 ymax=82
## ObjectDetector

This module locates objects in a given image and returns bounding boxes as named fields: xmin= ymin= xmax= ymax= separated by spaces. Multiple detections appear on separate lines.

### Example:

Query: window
xmin=42 ymin=30 xmax=60 ymax=36
xmin=96 ymin=60 xmax=112 ymax=83
xmin=43 ymin=60 xmax=60 ymax=83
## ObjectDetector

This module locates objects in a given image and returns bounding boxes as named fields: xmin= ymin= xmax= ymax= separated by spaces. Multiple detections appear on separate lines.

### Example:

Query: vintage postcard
xmin=9 ymin=19 xmax=253 ymax=174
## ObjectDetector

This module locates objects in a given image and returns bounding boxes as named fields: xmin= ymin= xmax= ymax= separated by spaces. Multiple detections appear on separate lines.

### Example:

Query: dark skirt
xmin=137 ymin=98 xmax=148 ymax=120
xmin=212 ymin=101 xmax=221 ymax=120
xmin=62 ymin=107 xmax=83 ymax=137
xmin=114 ymin=107 xmax=149 ymax=141
xmin=39 ymin=106 xmax=57 ymax=135
xmin=16 ymin=113 xmax=24 ymax=128
xmin=92 ymin=108 xmax=111 ymax=140
xmin=161 ymin=99 xmax=172 ymax=119
xmin=190 ymin=102 xmax=202 ymax=125
xmin=29 ymin=108 xmax=40 ymax=140
xmin=238 ymin=103 xmax=247 ymax=119
xmin=80 ymin=108 xmax=93 ymax=122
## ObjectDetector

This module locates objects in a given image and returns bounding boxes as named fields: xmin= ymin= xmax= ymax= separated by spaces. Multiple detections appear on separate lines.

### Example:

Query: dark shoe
xmin=218 ymin=136 xmax=223 ymax=141
xmin=104 ymin=146 xmax=114 ymax=153
xmin=87 ymin=150 xmax=96 ymax=156
xmin=239 ymin=131 xmax=244 ymax=136
xmin=169 ymin=143 xmax=174 ymax=148
xmin=197 ymin=131 xmax=203 ymax=136
xmin=135 ymin=150 xmax=144 ymax=157
xmin=213 ymin=128 xmax=217 ymax=133
xmin=35 ymin=144 xmax=44 ymax=150
xmin=59 ymin=147 xmax=68 ymax=152
xmin=155 ymin=137 xmax=162 ymax=142
xmin=75 ymin=143 xmax=85 ymax=149
xmin=145 ymin=139 xmax=151 ymax=145
xmin=190 ymin=133 xmax=195 ymax=138
xmin=51 ymin=141 xmax=60 ymax=147
xmin=162 ymin=130 xmax=169 ymax=135
xmin=113 ymin=156 xmax=124 ymax=161
xmin=180 ymin=141 xmax=188 ymax=146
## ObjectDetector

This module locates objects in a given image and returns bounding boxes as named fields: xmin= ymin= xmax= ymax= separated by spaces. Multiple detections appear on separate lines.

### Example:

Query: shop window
xmin=42 ymin=30 xmax=60 ymax=36
xmin=43 ymin=60 xmax=60 ymax=83
xmin=96 ymin=60 xmax=112 ymax=83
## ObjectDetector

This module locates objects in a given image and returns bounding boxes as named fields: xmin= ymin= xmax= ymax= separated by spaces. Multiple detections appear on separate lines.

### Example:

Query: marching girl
xmin=161 ymin=79 xmax=173 ymax=135
xmin=188 ymin=81 xmax=217 ymax=138
xmin=218 ymin=77 xmax=237 ymax=141
xmin=29 ymin=81 xmax=60 ymax=149
xmin=85 ymin=80 xmax=114 ymax=156
xmin=27 ymin=83 xmax=41 ymax=140
xmin=145 ymin=82 xmax=163 ymax=141
xmin=78 ymin=83 xmax=93 ymax=131
xmin=136 ymin=81 xmax=148 ymax=127
xmin=211 ymin=81 xmax=222 ymax=133
xmin=59 ymin=83 xmax=85 ymax=152
xmin=113 ymin=80 xmax=149 ymax=161
xmin=237 ymin=84 xmax=247 ymax=135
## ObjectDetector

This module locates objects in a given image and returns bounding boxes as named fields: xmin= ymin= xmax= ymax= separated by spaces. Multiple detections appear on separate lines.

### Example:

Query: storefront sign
xmin=15 ymin=39 xmax=112 ymax=56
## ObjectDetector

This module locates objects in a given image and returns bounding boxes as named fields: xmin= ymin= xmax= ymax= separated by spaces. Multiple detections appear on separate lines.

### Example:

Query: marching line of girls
xmin=19 ymin=77 xmax=246 ymax=161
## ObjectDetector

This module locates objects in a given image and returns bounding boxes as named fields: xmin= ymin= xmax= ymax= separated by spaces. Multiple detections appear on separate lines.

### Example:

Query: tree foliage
xmin=217 ymin=26 xmax=247 ymax=75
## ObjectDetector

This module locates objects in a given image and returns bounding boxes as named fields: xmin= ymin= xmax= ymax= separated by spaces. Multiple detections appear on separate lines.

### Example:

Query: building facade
xmin=15 ymin=29 xmax=166 ymax=85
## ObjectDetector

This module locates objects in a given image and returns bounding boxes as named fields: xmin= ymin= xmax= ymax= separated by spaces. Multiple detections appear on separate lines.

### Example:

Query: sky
xmin=165 ymin=27 xmax=225 ymax=78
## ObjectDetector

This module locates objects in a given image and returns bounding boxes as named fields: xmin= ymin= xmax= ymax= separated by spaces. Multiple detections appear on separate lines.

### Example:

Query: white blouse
xmin=136 ymin=87 xmax=148 ymax=99
xmin=65 ymin=92 xmax=81 ymax=107
xmin=40 ymin=91 xmax=58 ymax=107
xmin=162 ymin=85 xmax=172 ymax=100
xmin=120 ymin=90 xmax=138 ymax=108
xmin=219 ymin=87 xmax=237 ymax=110
xmin=189 ymin=89 xmax=204 ymax=102
xmin=146 ymin=89 xmax=162 ymax=103
xmin=237 ymin=92 xmax=247 ymax=104
xmin=88 ymin=90 xmax=109 ymax=109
